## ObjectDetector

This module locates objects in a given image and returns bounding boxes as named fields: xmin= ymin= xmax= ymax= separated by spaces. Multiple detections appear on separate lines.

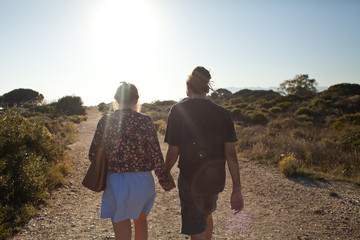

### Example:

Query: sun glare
xmin=94 ymin=0 xmax=159 ymax=88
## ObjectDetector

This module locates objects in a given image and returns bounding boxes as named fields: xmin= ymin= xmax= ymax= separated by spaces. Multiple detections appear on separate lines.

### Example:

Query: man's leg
xmin=190 ymin=214 xmax=213 ymax=240
xmin=204 ymin=214 xmax=213 ymax=239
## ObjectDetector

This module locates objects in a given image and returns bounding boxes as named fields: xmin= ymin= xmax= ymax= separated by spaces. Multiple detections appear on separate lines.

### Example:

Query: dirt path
xmin=11 ymin=107 xmax=360 ymax=240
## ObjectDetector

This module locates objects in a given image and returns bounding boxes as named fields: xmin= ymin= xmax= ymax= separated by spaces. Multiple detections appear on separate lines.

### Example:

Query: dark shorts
xmin=178 ymin=174 xmax=219 ymax=235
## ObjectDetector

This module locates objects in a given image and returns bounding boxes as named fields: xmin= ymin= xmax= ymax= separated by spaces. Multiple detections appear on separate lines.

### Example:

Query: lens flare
xmin=225 ymin=210 xmax=253 ymax=234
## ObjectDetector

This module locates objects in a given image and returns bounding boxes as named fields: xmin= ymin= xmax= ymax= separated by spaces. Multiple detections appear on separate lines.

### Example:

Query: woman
xmin=89 ymin=82 xmax=174 ymax=240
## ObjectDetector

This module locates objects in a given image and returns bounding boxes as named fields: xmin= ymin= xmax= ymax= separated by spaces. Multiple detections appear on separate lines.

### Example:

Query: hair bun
xmin=186 ymin=66 xmax=214 ymax=94
xmin=192 ymin=66 xmax=211 ymax=83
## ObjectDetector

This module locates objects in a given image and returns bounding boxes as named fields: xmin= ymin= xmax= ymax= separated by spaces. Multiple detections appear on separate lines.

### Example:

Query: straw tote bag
xmin=82 ymin=144 xmax=108 ymax=192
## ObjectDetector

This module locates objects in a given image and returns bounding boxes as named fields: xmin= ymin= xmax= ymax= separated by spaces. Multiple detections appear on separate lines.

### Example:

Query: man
xmin=164 ymin=66 xmax=244 ymax=240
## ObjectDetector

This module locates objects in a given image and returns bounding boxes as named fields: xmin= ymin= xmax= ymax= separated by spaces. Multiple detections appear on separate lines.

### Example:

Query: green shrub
xmin=268 ymin=118 xmax=304 ymax=130
xmin=231 ymin=108 xmax=243 ymax=120
xmin=275 ymin=101 xmax=292 ymax=111
xmin=68 ymin=115 xmax=88 ymax=124
xmin=279 ymin=155 xmax=300 ymax=177
xmin=229 ymin=97 xmax=244 ymax=105
xmin=332 ymin=125 xmax=360 ymax=151
xmin=296 ymin=114 xmax=313 ymax=123
xmin=44 ymin=120 xmax=78 ymax=146
xmin=269 ymin=106 xmax=282 ymax=114
xmin=55 ymin=96 xmax=86 ymax=116
xmin=98 ymin=102 xmax=113 ymax=114
xmin=0 ymin=111 xmax=71 ymax=238
xmin=234 ymin=103 xmax=248 ymax=109
xmin=332 ymin=112 xmax=360 ymax=130
xmin=244 ymin=110 xmax=268 ymax=125
xmin=295 ymin=107 xmax=314 ymax=116
xmin=260 ymin=100 xmax=275 ymax=109
xmin=146 ymin=111 xmax=168 ymax=122
xmin=141 ymin=100 xmax=176 ymax=123
xmin=154 ymin=120 xmax=167 ymax=135
xmin=33 ymin=104 xmax=55 ymax=114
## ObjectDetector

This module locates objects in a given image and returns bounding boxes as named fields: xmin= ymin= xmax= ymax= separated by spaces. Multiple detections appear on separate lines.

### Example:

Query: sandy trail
xmin=11 ymin=107 xmax=360 ymax=239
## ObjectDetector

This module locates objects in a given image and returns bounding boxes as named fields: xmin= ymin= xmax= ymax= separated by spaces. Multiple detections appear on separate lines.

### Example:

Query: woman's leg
xmin=133 ymin=212 xmax=148 ymax=240
xmin=112 ymin=218 xmax=131 ymax=240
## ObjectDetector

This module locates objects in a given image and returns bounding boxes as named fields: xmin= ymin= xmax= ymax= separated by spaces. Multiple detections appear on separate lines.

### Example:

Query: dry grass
xmin=236 ymin=121 xmax=360 ymax=184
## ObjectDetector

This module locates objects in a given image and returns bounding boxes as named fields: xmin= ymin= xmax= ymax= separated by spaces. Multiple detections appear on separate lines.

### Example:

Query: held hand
xmin=160 ymin=173 xmax=176 ymax=191
xmin=231 ymin=190 xmax=244 ymax=214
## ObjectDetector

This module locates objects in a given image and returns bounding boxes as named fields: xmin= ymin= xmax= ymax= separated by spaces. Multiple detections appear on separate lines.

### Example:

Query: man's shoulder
xmin=206 ymin=100 xmax=231 ymax=116
xmin=169 ymin=99 xmax=188 ymax=113
xmin=208 ymin=100 xmax=227 ymax=109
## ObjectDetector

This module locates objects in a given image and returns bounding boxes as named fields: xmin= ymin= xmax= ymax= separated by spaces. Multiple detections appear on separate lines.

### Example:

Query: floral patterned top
xmin=89 ymin=109 xmax=166 ymax=184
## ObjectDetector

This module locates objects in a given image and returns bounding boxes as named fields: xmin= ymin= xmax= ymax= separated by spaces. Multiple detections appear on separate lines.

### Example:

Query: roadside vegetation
xmin=0 ymin=90 xmax=87 ymax=239
xmin=136 ymin=75 xmax=360 ymax=185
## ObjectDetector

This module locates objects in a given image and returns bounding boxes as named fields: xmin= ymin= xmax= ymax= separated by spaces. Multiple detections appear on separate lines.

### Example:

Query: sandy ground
xmin=11 ymin=107 xmax=360 ymax=240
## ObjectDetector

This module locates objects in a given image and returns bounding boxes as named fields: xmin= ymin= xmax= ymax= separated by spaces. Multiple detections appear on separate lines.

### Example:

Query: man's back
xmin=165 ymin=98 xmax=237 ymax=192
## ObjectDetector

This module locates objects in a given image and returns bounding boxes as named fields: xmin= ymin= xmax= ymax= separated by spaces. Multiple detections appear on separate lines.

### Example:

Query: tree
xmin=211 ymin=88 xmax=232 ymax=99
xmin=0 ymin=88 xmax=44 ymax=107
xmin=278 ymin=74 xmax=318 ymax=97
xmin=55 ymin=96 xmax=86 ymax=115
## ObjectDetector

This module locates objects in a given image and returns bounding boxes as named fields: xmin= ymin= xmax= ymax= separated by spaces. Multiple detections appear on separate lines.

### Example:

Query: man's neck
xmin=189 ymin=93 xmax=207 ymax=99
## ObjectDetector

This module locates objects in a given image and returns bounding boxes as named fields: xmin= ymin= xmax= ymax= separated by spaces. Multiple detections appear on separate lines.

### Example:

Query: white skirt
xmin=100 ymin=171 xmax=155 ymax=222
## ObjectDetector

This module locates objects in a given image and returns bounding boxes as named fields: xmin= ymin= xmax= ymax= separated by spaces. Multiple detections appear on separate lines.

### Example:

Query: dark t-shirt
xmin=165 ymin=98 xmax=237 ymax=193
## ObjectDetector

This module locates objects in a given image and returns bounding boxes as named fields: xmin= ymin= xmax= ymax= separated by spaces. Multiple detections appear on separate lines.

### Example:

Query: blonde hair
xmin=186 ymin=66 xmax=216 ymax=94
xmin=113 ymin=82 xmax=139 ymax=110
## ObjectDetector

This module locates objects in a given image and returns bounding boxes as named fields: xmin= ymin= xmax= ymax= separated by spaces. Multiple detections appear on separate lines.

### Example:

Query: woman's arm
xmin=146 ymin=117 xmax=176 ymax=191
xmin=88 ymin=115 xmax=108 ymax=162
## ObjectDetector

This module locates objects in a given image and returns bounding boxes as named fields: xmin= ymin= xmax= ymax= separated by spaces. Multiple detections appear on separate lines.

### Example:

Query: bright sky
xmin=1 ymin=0 xmax=359 ymax=106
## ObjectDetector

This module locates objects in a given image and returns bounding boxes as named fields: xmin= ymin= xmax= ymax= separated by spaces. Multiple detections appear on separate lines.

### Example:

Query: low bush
xmin=45 ymin=120 xmax=78 ymax=146
xmin=234 ymin=103 xmax=248 ymax=109
xmin=98 ymin=102 xmax=113 ymax=115
xmin=236 ymin=123 xmax=360 ymax=183
xmin=268 ymin=118 xmax=306 ymax=130
xmin=146 ymin=111 xmax=168 ymax=122
xmin=295 ymin=107 xmax=314 ymax=116
xmin=275 ymin=101 xmax=292 ymax=111
xmin=231 ymin=108 xmax=243 ymax=120
xmin=244 ymin=110 xmax=268 ymax=125
xmin=296 ymin=114 xmax=313 ymax=123
xmin=279 ymin=155 xmax=300 ymax=177
xmin=154 ymin=120 xmax=167 ymax=135
xmin=68 ymin=115 xmax=88 ymax=124
xmin=269 ymin=106 xmax=282 ymax=114
xmin=332 ymin=112 xmax=360 ymax=130
xmin=0 ymin=111 xmax=73 ymax=239
xmin=332 ymin=125 xmax=360 ymax=151
xmin=229 ymin=97 xmax=244 ymax=105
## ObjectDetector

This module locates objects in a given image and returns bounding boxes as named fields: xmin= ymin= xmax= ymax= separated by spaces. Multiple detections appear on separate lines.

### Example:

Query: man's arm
xmin=165 ymin=145 xmax=179 ymax=174
xmin=225 ymin=142 xmax=244 ymax=213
